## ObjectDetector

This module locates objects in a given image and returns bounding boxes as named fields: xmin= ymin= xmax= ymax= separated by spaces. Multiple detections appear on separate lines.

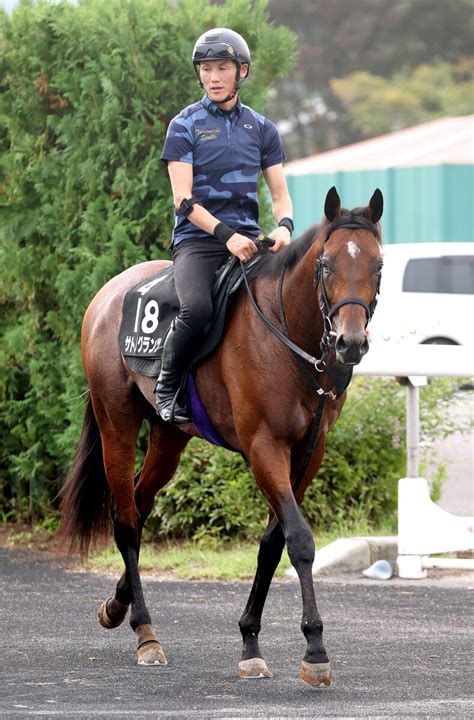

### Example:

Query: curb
xmin=285 ymin=536 xmax=398 ymax=578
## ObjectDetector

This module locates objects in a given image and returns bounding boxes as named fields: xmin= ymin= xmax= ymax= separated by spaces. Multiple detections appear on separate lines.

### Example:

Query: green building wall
xmin=285 ymin=164 xmax=474 ymax=244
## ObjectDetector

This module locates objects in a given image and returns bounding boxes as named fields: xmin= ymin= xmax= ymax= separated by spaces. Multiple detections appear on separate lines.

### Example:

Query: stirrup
xmin=157 ymin=395 xmax=190 ymax=424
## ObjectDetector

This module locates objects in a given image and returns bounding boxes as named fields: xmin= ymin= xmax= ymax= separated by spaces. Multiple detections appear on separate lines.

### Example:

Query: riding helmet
xmin=192 ymin=28 xmax=251 ymax=88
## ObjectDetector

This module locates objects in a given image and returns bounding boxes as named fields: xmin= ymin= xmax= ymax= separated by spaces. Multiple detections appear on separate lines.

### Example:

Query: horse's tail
xmin=58 ymin=392 xmax=110 ymax=559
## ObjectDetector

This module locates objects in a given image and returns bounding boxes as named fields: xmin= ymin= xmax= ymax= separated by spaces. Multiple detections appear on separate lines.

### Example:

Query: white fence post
xmin=354 ymin=344 xmax=474 ymax=579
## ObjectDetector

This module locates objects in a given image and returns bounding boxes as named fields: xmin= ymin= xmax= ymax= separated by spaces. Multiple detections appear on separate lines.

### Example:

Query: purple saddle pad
xmin=185 ymin=372 xmax=236 ymax=451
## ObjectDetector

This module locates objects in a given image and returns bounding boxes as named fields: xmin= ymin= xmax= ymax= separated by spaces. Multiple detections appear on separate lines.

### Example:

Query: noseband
xmin=313 ymin=215 xmax=381 ymax=366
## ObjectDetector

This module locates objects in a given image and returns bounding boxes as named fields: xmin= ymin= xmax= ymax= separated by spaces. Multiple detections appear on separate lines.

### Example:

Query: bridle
xmin=314 ymin=215 xmax=381 ymax=367
xmin=240 ymin=214 xmax=382 ymax=381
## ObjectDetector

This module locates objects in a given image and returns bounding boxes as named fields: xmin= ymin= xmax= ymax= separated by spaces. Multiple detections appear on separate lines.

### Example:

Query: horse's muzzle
xmin=335 ymin=332 xmax=369 ymax=365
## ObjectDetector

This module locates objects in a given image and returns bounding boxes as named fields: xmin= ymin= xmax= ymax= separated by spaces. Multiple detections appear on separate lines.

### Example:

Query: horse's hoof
xmin=299 ymin=660 xmax=332 ymax=687
xmin=137 ymin=641 xmax=167 ymax=666
xmin=238 ymin=657 xmax=273 ymax=678
xmin=136 ymin=624 xmax=167 ymax=666
xmin=98 ymin=596 xmax=128 ymax=629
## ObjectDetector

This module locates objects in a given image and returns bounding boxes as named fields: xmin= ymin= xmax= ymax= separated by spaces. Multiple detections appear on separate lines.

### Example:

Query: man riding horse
xmin=59 ymin=26 xmax=384 ymax=685
xmin=156 ymin=28 xmax=294 ymax=423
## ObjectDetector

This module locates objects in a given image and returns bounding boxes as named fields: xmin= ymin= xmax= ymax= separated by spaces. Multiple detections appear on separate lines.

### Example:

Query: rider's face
xmin=199 ymin=59 xmax=248 ymax=104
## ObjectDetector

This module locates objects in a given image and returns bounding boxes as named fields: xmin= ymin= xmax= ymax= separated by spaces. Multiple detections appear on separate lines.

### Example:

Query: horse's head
xmin=316 ymin=186 xmax=384 ymax=366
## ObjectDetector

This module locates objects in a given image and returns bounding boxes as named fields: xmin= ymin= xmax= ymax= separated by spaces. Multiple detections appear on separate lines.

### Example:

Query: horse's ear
xmin=368 ymin=188 xmax=383 ymax=223
xmin=324 ymin=186 xmax=341 ymax=222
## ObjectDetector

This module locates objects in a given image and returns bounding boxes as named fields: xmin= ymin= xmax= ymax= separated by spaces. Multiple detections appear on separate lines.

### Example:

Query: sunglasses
xmin=194 ymin=43 xmax=237 ymax=60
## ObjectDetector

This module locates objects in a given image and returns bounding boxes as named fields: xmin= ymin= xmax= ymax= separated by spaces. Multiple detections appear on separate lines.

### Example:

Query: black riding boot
xmin=155 ymin=317 xmax=194 ymax=424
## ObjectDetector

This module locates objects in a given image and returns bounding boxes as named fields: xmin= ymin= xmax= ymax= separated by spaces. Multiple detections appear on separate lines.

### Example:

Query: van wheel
xmin=421 ymin=337 xmax=458 ymax=346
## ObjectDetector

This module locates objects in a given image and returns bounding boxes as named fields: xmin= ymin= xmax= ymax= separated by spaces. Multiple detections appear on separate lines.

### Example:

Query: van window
xmin=403 ymin=256 xmax=474 ymax=294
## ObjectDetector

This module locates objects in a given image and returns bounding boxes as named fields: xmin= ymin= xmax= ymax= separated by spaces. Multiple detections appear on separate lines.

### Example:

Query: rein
xmin=240 ymin=263 xmax=331 ymax=388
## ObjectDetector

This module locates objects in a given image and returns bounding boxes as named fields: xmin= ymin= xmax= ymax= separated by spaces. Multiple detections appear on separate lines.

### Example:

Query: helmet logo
xmin=228 ymin=46 xmax=235 ymax=54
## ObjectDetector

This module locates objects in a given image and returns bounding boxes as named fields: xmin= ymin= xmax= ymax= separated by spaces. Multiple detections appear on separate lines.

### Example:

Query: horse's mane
xmin=247 ymin=223 xmax=320 ymax=280
xmin=247 ymin=206 xmax=382 ymax=280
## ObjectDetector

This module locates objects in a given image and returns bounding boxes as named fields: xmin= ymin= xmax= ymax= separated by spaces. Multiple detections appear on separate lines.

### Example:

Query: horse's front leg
xmin=238 ymin=516 xmax=285 ymax=678
xmin=248 ymin=436 xmax=331 ymax=687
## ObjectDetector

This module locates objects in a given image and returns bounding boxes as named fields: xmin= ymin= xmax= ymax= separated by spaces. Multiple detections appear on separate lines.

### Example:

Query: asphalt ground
xmin=1 ymin=547 xmax=473 ymax=719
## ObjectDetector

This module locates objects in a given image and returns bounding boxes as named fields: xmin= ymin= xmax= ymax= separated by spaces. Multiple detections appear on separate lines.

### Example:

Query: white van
xmin=368 ymin=243 xmax=474 ymax=346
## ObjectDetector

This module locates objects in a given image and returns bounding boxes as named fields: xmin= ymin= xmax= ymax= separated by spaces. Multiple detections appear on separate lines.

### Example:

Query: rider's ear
xmin=368 ymin=188 xmax=383 ymax=223
xmin=324 ymin=186 xmax=341 ymax=222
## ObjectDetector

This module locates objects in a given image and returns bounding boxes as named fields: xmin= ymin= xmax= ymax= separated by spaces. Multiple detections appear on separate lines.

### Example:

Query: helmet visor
xmin=193 ymin=43 xmax=238 ymax=61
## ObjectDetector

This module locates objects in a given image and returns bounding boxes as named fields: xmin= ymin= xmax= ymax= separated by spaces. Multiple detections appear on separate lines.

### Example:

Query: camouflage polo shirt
xmin=161 ymin=95 xmax=286 ymax=246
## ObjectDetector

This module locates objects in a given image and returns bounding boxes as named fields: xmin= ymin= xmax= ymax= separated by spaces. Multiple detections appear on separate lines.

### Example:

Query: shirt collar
xmin=201 ymin=94 xmax=242 ymax=117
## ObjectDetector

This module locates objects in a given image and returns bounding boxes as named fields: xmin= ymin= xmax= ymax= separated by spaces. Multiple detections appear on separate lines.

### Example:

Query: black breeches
xmin=172 ymin=237 xmax=231 ymax=336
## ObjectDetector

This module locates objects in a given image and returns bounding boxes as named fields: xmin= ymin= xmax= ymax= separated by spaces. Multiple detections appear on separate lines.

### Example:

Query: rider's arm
xmin=263 ymin=163 xmax=294 ymax=253
xmin=167 ymin=160 xmax=257 ymax=262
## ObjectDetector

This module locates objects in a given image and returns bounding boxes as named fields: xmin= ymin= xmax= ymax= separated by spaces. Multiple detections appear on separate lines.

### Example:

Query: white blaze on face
xmin=347 ymin=240 xmax=360 ymax=259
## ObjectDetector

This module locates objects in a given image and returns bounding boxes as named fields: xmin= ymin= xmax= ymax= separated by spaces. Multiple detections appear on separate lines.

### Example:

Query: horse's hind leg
xmin=132 ymin=420 xmax=189 ymax=665
xmin=238 ymin=515 xmax=285 ymax=679
xmin=99 ymin=415 xmax=190 ymax=666
xmin=93 ymin=396 xmax=162 ymax=664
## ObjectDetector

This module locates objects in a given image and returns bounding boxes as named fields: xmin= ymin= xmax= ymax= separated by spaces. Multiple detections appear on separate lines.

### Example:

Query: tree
xmin=331 ymin=59 xmax=474 ymax=137
xmin=266 ymin=0 xmax=474 ymax=156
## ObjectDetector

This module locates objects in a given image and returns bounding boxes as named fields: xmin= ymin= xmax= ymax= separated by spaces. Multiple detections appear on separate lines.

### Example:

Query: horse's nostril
xmin=336 ymin=333 xmax=368 ymax=356
xmin=335 ymin=335 xmax=348 ymax=352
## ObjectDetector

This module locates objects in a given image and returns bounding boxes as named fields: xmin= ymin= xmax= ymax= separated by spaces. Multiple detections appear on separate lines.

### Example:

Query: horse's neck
xmin=280 ymin=241 xmax=324 ymax=353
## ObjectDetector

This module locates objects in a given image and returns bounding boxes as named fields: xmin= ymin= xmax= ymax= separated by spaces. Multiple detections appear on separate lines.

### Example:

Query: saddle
xmin=119 ymin=254 xmax=256 ymax=449
xmin=119 ymin=254 xmax=247 ymax=377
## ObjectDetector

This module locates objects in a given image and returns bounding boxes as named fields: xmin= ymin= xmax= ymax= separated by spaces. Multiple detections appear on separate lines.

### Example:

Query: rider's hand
xmin=226 ymin=233 xmax=259 ymax=262
xmin=267 ymin=226 xmax=291 ymax=253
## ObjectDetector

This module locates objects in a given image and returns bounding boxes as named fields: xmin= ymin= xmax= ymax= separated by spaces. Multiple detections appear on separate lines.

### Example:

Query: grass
xmin=87 ymin=540 xmax=292 ymax=580
xmin=2 ymin=519 xmax=396 ymax=580
xmin=86 ymin=518 xmax=395 ymax=580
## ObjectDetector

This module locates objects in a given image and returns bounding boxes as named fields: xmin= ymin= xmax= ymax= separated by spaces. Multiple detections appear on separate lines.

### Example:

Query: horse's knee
xmin=286 ymin=526 xmax=315 ymax=570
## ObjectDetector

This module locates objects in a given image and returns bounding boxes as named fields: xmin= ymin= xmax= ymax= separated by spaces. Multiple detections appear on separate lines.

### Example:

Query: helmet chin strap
xmin=218 ymin=64 xmax=241 ymax=103
xmin=218 ymin=89 xmax=237 ymax=104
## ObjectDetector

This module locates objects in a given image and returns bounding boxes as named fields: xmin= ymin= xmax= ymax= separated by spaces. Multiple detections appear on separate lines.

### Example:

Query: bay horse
xmin=59 ymin=186 xmax=383 ymax=687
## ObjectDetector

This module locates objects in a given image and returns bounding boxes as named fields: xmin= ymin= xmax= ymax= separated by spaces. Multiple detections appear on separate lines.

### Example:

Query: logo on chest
xmin=196 ymin=127 xmax=221 ymax=142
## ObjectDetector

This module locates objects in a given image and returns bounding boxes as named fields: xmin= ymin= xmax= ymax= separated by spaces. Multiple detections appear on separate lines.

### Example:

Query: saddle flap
xmin=119 ymin=257 xmax=249 ymax=376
